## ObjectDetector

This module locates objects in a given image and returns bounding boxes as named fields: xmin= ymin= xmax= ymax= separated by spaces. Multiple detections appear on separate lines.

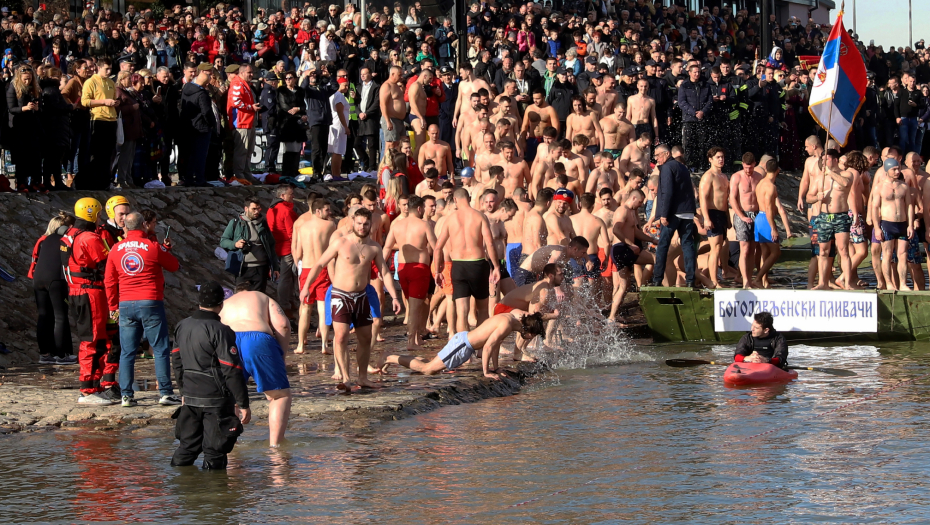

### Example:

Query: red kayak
xmin=723 ymin=362 xmax=798 ymax=386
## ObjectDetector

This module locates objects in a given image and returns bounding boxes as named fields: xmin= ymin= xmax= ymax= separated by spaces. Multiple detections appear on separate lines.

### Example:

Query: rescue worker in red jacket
xmin=62 ymin=198 xmax=119 ymax=404
xmin=266 ymin=184 xmax=298 ymax=320
xmin=104 ymin=211 xmax=182 ymax=408
xmin=98 ymin=195 xmax=131 ymax=250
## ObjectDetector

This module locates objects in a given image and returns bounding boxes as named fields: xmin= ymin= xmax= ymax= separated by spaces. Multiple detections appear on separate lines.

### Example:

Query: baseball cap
xmin=622 ymin=66 xmax=636 ymax=76
xmin=589 ymin=71 xmax=602 ymax=79
xmin=263 ymin=70 xmax=277 ymax=80
xmin=585 ymin=56 xmax=598 ymax=65
xmin=556 ymin=66 xmax=568 ymax=75
xmin=645 ymin=59 xmax=657 ymax=66
xmin=199 ymin=281 xmax=226 ymax=308
xmin=884 ymin=158 xmax=900 ymax=171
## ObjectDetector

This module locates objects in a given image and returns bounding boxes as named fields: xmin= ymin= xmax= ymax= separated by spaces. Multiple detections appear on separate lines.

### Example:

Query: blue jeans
xmin=899 ymin=117 xmax=918 ymax=154
xmin=652 ymin=215 xmax=697 ymax=285
xmin=67 ymin=117 xmax=90 ymax=175
xmin=118 ymin=300 xmax=173 ymax=397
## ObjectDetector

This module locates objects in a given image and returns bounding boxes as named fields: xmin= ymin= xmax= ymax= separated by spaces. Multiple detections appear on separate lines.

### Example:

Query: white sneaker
xmin=159 ymin=395 xmax=182 ymax=406
xmin=78 ymin=393 xmax=117 ymax=405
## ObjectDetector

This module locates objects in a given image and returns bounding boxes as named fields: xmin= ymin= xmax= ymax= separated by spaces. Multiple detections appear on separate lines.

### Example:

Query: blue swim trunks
xmin=505 ymin=243 xmax=523 ymax=277
xmin=437 ymin=331 xmax=475 ymax=370
xmin=324 ymin=284 xmax=382 ymax=326
xmin=754 ymin=212 xmax=775 ymax=243
xmin=234 ymin=331 xmax=290 ymax=393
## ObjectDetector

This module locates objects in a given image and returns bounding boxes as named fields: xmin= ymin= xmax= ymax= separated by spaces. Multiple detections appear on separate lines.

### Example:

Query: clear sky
xmin=839 ymin=0 xmax=917 ymax=50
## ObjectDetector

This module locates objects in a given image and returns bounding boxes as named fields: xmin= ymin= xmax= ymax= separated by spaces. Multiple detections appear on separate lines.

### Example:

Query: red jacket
xmin=62 ymin=221 xmax=109 ymax=291
xmin=266 ymin=199 xmax=297 ymax=256
xmin=227 ymin=75 xmax=256 ymax=129
xmin=104 ymin=230 xmax=180 ymax=310
xmin=404 ymin=75 xmax=446 ymax=117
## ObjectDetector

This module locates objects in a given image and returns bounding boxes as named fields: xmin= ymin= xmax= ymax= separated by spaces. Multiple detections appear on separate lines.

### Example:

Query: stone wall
xmin=0 ymin=182 xmax=368 ymax=368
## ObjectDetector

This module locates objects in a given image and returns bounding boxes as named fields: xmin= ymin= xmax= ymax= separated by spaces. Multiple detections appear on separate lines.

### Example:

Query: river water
xmin=3 ymin=341 xmax=929 ymax=524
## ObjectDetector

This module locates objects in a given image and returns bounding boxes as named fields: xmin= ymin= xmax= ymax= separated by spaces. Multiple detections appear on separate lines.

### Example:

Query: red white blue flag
xmin=808 ymin=12 xmax=867 ymax=147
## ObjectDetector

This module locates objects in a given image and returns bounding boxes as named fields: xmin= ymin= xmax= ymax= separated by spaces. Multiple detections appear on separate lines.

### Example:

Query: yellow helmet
xmin=74 ymin=198 xmax=103 ymax=223
xmin=105 ymin=195 xmax=131 ymax=219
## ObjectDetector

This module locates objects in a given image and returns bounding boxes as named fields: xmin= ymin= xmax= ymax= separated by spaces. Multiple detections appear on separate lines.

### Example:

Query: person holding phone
xmin=6 ymin=65 xmax=43 ymax=192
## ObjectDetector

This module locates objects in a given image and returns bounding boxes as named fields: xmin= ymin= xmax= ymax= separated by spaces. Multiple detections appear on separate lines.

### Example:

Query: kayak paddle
xmin=665 ymin=359 xmax=857 ymax=376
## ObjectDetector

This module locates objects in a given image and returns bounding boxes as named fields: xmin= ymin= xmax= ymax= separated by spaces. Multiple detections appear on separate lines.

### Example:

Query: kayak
xmin=723 ymin=362 xmax=798 ymax=386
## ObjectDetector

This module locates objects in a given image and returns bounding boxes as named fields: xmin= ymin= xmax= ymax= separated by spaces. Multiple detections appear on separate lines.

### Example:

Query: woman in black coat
xmin=39 ymin=69 xmax=72 ymax=190
xmin=276 ymin=72 xmax=306 ymax=177
xmin=6 ymin=64 xmax=43 ymax=192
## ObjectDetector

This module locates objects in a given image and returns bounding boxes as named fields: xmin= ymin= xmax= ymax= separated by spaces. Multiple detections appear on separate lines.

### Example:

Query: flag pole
xmin=826 ymin=2 xmax=845 ymax=147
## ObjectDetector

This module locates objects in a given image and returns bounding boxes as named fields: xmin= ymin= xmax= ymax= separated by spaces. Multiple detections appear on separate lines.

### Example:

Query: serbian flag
xmin=807 ymin=12 xmax=867 ymax=147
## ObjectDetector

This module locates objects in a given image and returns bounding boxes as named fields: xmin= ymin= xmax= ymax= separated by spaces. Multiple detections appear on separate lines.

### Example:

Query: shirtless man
xmin=415 ymin=167 xmax=443 ymax=199
xmin=609 ymin=190 xmax=658 ymax=324
xmin=474 ymin=132 xmax=503 ymax=182
xmin=483 ymin=192 xmax=518 ymax=313
xmin=491 ymin=95 xmax=519 ymax=128
xmin=904 ymin=152 xmax=927 ymax=290
xmin=496 ymin=263 xmax=564 ymax=360
xmin=559 ymin=138 xmax=590 ymax=189
xmin=504 ymin=189 xmax=531 ymax=277
xmin=596 ymin=75 xmax=619 ymax=117
xmin=522 ymin=188 xmax=553 ymax=258
xmin=299 ymin=208 xmax=402 ymax=390
xmin=292 ymin=198 xmax=336 ymax=355
xmin=626 ymin=78 xmax=658 ymax=144
xmin=379 ymin=66 xmax=407 ymax=152
xmin=544 ymin=188 xmax=576 ymax=246
xmin=501 ymin=141 xmax=531 ymax=198
xmin=462 ymin=113 xmax=493 ymax=169
xmin=417 ymin=124 xmax=454 ymax=179
xmin=513 ymin=238 xmax=590 ymax=288
xmin=808 ymin=149 xmax=853 ymax=290
xmin=586 ymin=151 xmax=621 ymax=197
xmin=384 ymin=311 xmax=546 ymax=379
xmin=472 ymin=165 xmax=506 ymax=208
xmin=530 ymin=141 xmax=563 ymax=200
xmin=699 ymin=147 xmax=731 ymax=288
xmin=220 ymin=288 xmax=291 ymax=447
xmin=522 ymin=89 xmax=560 ymax=164
xmin=382 ymin=196 xmax=437 ymax=350
xmin=618 ymin=133 xmax=652 ymax=179
xmin=844 ymin=151 xmax=873 ymax=289
xmin=874 ymin=158 xmax=914 ymax=290
xmin=455 ymin=92 xmax=481 ymax=162
xmin=599 ymin=103 xmax=636 ymax=162
xmin=570 ymin=193 xmax=611 ymax=289
xmin=730 ymin=152 xmax=762 ymax=289
xmin=754 ymin=159 xmax=793 ymax=288
xmin=453 ymin=62 xmax=492 ymax=129
xmin=407 ymin=68 xmax=433 ymax=157
xmin=566 ymin=96 xmax=604 ymax=151
xmin=432 ymin=188 xmax=501 ymax=333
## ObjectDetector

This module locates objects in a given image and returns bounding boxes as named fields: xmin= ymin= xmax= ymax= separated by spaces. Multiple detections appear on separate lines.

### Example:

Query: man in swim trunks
xmin=407 ymin=68 xmax=434 ymax=157
xmin=570 ymin=192 xmax=610 ymax=291
xmin=809 ymin=149 xmax=854 ymax=290
xmin=754 ymin=159 xmax=793 ymax=288
xmin=299 ymin=208 xmax=402 ymax=390
xmin=599 ymin=102 xmax=635 ymax=162
xmin=484 ymin=192 xmax=519 ymax=315
xmin=626 ymin=78 xmax=658 ymax=144
xmin=609 ymin=190 xmax=658 ymax=323
xmin=292 ymin=198 xmax=336 ymax=355
xmin=432 ymin=188 xmax=501 ymax=333
xmin=219 ymin=286 xmax=292 ymax=447
xmin=514 ymin=237 xmax=590 ymax=288
xmin=504 ymin=189 xmax=531 ymax=277
xmin=699 ymin=147 xmax=731 ymax=288
xmin=381 ymin=195 xmax=436 ymax=351
xmin=380 ymin=66 xmax=407 ymax=151
xmin=384 ymin=311 xmax=546 ymax=380
xmin=730 ymin=152 xmax=762 ymax=289
xmin=733 ymin=311 xmax=789 ymax=369
xmin=522 ymin=89 xmax=560 ymax=165
xmin=874 ymin=158 xmax=914 ymax=290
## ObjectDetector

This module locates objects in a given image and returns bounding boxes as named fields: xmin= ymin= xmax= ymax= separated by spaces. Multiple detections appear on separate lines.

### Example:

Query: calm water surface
xmin=3 ymin=342 xmax=929 ymax=524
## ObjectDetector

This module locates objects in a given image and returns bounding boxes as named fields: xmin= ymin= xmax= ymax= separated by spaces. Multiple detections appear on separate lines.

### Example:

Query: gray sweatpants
xmin=232 ymin=127 xmax=257 ymax=181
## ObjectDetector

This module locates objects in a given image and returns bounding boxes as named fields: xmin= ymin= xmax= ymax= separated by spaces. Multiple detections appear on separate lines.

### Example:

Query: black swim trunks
xmin=880 ymin=220 xmax=909 ymax=242
xmin=499 ymin=259 xmax=510 ymax=280
xmin=330 ymin=287 xmax=373 ymax=328
xmin=451 ymin=259 xmax=491 ymax=300
xmin=705 ymin=209 xmax=729 ymax=238
xmin=611 ymin=242 xmax=638 ymax=271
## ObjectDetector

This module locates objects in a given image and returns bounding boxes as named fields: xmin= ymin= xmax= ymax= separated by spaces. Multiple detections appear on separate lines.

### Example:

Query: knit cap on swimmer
xmin=883 ymin=158 xmax=900 ymax=172
xmin=553 ymin=188 xmax=575 ymax=202
xmin=199 ymin=281 xmax=226 ymax=308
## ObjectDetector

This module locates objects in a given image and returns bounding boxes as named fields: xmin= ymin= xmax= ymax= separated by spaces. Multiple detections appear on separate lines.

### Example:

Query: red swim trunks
xmin=299 ymin=267 xmax=331 ymax=304
xmin=493 ymin=303 xmax=514 ymax=315
xmin=398 ymin=262 xmax=430 ymax=300
xmin=370 ymin=260 xmax=381 ymax=280
xmin=598 ymin=247 xmax=614 ymax=277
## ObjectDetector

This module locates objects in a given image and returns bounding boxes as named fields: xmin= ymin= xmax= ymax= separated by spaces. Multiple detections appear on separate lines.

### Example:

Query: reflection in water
xmin=1 ymin=343 xmax=929 ymax=523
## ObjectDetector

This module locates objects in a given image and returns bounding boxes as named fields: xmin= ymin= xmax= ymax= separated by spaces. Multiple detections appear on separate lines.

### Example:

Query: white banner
xmin=714 ymin=289 xmax=877 ymax=333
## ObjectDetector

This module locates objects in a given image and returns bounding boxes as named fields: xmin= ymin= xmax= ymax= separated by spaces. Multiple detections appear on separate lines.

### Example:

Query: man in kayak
xmin=733 ymin=312 xmax=788 ymax=369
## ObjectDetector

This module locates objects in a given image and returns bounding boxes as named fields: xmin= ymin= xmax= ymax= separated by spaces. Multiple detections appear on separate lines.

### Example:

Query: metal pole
xmin=852 ymin=0 xmax=856 ymax=33
xmin=360 ymin=0 xmax=366 ymax=29
xmin=909 ymin=0 xmax=913 ymax=48
xmin=760 ymin=0 xmax=771 ymax=59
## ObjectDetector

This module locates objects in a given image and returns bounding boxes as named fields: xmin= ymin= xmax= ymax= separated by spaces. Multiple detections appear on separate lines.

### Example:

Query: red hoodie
xmin=266 ymin=199 xmax=297 ymax=256
xmin=104 ymin=230 xmax=180 ymax=310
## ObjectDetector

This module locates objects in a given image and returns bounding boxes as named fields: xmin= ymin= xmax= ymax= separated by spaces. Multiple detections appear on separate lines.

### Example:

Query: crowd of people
xmin=17 ymin=0 xmax=930 ymax=467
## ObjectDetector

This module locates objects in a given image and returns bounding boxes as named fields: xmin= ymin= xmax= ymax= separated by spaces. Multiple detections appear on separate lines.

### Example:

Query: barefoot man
xmin=407 ymin=68 xmax=433 ymax=157
xmin=496 ymin=263 xmax=564 ymax=360
xmin=810 ymin=149 xmax=853 ymax=290
xmin=501 ymin=141 xmax=530 ymax=198
xmin=504 ymin=189 xmax=531 ymax=276
xmin=608 ymin=190 xmax=658 ymax=324
xmin=544 ymin=188 xmax=576 ymax=246
xmin=730 ymin=152 xmax=762 ymax=288
xmin=874 ymin=158 xmax=914 ymax=291
xmin=382 ymin=195 xmax=436 ymax=350
xmin=618 ymin=132 xmax=652 ymax=179
xmin=599 ymin=103 xmax=635 ymax=162
xmin=754 ymin=159 xmax=793 ymax=288
xmin=627 ymin=78 xmax=659 ymax=143
xmin=380 ymin=66 xmax=407 ymax=153
xmin=220 ymin=286 xmax=292 ymax=447
xmin=566 ymin=96 xmax=604 ymax=152
xmin=521 ymin=89 xmax=560 ymax=164
xmin=385 ymin=311 xmax=546 ymax=379
xmin=299 ymin=208 xmax=402 ymax=390
xmin=292 ymin=198 xmax=336 ymax=355
xmin=570 ymin=192 xmax=611 ymax=288
xmin=417 ymin=124 xmax=454 ymax=179
xmin=699 ymin=147 xmax=730 ymax=288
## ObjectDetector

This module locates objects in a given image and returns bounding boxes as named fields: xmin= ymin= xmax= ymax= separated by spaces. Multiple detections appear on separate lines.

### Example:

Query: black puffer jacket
xmin=172 ymin=310 xmax=250 ymax=409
